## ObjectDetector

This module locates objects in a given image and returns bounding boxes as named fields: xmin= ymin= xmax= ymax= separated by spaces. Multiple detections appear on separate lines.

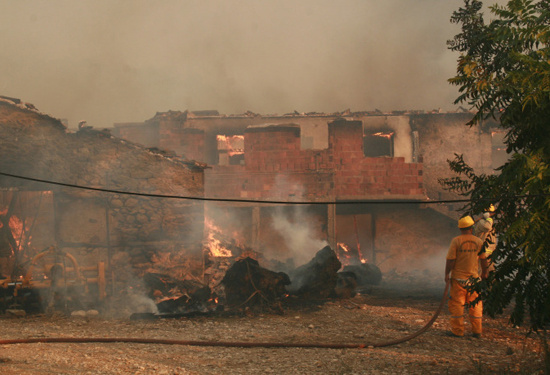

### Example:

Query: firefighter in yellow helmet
xmin=444 ymin=215 xmax=490 ymax=338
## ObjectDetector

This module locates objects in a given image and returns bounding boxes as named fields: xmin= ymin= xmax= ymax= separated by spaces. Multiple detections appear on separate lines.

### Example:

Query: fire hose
xmin=0 ymin=281 xmax=449 ymax=349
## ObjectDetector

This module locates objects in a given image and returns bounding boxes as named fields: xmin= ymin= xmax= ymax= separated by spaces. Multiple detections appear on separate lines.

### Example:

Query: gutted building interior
xmin=112 ymin=109 xmax=503 ymax=275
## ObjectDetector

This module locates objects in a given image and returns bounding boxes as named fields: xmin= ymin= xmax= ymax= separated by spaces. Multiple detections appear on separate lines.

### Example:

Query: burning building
xmin=111 ymin=109 xmax=503 ymax=275
xmin=0 ymin=95 xmax=504 ymax=314
xmin=0 ymin=96 xmax=205 ymax=313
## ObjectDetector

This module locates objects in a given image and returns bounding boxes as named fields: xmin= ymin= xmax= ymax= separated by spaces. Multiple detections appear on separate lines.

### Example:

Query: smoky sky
xmin=0 ymin=0 xmax=504 ymax=128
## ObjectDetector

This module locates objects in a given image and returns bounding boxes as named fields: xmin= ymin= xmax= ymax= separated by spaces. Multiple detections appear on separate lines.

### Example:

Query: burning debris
xmin=204 ymin=218 xmax=237 ymax=258
xmin=337 ymin=242 xmax=367 ymax=266
xmin=287 ymin=246 xmax=341 ymax=300
xmin=126 ymin=242 xmax=385 ymax=319
xmin=1 ymin=96 xmax=467 ymax=321
xmin=216 ymin=135 xmax=244 ymax=165
xmin=143 ymin=273 xmax=217 ymax=316
xmin=0 ymin=245 xmax=107 ymax=315
xmin=221 ymin=257 xmax=290 ymax=313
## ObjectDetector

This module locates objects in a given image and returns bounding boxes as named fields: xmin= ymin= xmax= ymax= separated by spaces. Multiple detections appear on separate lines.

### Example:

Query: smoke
xmin=0 ymin=1 xmax=504 ymax=128
xmin=379 ymin=247 xmax=448 ymax=296
xmin=106 ymin=288 xmax=159 ymax=319
xmin=270 ymin=207 xmax=328 ymax=267
xmin=267 ymin=175 xmax=328 ymax=267
xmin=122 ymin=291 xmax=159 ymax=314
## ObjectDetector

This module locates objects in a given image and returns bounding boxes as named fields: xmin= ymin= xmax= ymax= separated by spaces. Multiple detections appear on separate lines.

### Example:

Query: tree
xmin=444 ymin=0 xmax=550 ymax=330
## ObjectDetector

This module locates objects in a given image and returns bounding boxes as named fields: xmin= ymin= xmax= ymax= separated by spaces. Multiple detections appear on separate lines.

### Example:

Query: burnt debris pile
xmin=144 ymin=273 xmax=216 ymax=315
xmin=287 ymin=246 xmax=342 ymax=299
xmin=131 ymin=245 xmax=383 ymax=319
xmin=221 ymin=257 xmax=290 ymax=313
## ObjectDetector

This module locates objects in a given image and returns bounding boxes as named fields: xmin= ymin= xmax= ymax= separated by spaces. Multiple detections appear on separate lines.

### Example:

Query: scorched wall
xmin=0 ymin=97 xmax=206 ymax=293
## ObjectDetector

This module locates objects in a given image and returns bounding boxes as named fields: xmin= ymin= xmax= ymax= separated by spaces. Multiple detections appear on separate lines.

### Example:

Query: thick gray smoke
xmin=0 ymin=1 xmax=505 ymax=128
xmin=270 ymin=208 xmax=328 ymax=267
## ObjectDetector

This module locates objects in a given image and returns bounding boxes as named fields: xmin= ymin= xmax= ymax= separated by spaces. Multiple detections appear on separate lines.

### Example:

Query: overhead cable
xmin=0 ymin=171 xmax=540 ymax=206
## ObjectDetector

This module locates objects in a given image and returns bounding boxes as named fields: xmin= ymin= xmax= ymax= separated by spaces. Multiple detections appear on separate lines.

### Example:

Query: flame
xmin=337 ymin=242 xmax=368 ymax=266
xmin=8 ymin=216 xmax=25 ymax=250
xmin=217 ymin=135 xmax=244 ymax=157
xmin=338 ymin=242 xmax=350 ymax=252
xmin=337 ymin=242 xmax=353 ymax=266
xmin=371 ymin=132 xmax=394 ymax=139
xmin=208 ymin=297 xmax=219 ymax=304
xmin=205 ymin=219 xmax=232 ymax=257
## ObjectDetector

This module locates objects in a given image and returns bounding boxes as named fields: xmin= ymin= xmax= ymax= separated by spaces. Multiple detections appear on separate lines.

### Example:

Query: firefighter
xmin=444 ymin=215 xmax=490 ymax=338
xmin=474 ymin=204 xmax=497 ymax=272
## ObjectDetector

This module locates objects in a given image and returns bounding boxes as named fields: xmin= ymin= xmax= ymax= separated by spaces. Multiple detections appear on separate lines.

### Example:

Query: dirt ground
xmin=0 ymin=276 xmax=547 ymax=375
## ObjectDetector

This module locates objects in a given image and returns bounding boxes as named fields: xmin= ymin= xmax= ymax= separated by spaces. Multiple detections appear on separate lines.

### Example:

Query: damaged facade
xmin=112 ymin=109 xmax=502 ymax=273
xmin=0 ymin=95 xmax=504 ymax=314
xmin=0 ymin=96 xmax=205 ymax=313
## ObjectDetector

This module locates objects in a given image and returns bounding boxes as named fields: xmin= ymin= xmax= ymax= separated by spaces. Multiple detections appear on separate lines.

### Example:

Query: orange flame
xmin=337 ymin=242 xmax=353 ymax=266
xmin=337 ymin=242 xmax=368 ymax=265
xmin=338 ymin=242 xmax=350 ymax=252
xmin=371 ymin=132 xmax=394 ymax=139
xmin=205 ymin=219 xmax=232 ymax=257
xmin=217 ymin=135 xmax=244 ymax=157
xmin=8 ymin=216 xmax=25 ymax=250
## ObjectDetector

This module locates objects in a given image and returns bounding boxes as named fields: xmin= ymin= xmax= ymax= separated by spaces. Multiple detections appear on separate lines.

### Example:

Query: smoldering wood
xmin=334 ymin=271 xmax=358 ymax=299
xmin=156 ymin=295 xmax=189 ymax=314
xmin=221 ymin=257 xmax=290 ymax=310
xmin=341 ymin=263 xmax=382 ymax=286
xmin=287 ymin=245 xmax=342 ymax=299
xmin=144 ymin=272 xmax=213 ymax=314
xmin=143 ymin=272 xmax=177 ymax=296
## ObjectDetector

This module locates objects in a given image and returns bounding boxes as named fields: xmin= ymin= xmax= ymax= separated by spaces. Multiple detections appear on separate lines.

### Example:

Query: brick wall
xmin=328 ymin=120 xmax=423 ymax=197
xmin=205 ymin=121 xmax=424 ymax=200
xmin=179 ymin=128 xmax=205 ymax=161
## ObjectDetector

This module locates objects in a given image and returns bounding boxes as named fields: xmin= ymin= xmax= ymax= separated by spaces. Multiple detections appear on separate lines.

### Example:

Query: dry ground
xmin=0 ymin=278 xmax=547 ymax=375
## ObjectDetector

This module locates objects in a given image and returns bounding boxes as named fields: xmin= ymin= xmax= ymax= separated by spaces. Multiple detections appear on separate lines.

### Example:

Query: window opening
xmin=217 ymin=135 xmax=245 ymax=165
xmin=363 ymin=131 xmax=394 ymax=157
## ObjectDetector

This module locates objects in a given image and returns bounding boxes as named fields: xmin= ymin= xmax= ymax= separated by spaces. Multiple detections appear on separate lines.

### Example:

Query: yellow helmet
xmin=458 ymin=216 xmax=475 ymax=229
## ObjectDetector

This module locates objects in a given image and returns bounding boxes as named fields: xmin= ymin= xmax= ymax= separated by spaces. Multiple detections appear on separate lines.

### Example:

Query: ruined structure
xmin=0 ymin=96 xmax=205 ymax=311
xmin=0 ymin=92 xmax=508 ymax=317
xmin=112 ymin=109 xmax=503 ymax=274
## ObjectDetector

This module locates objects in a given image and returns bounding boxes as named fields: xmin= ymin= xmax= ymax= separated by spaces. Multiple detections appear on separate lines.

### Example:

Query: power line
xmin=0 ymin=170 xmax=521 ymax=206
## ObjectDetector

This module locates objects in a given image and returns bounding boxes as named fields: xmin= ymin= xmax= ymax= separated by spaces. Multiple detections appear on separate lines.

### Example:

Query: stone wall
xmin=112 ymin=122 xmax=159 ymax=149
xmin=0 ymin=99 xmax=205 ymax=286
